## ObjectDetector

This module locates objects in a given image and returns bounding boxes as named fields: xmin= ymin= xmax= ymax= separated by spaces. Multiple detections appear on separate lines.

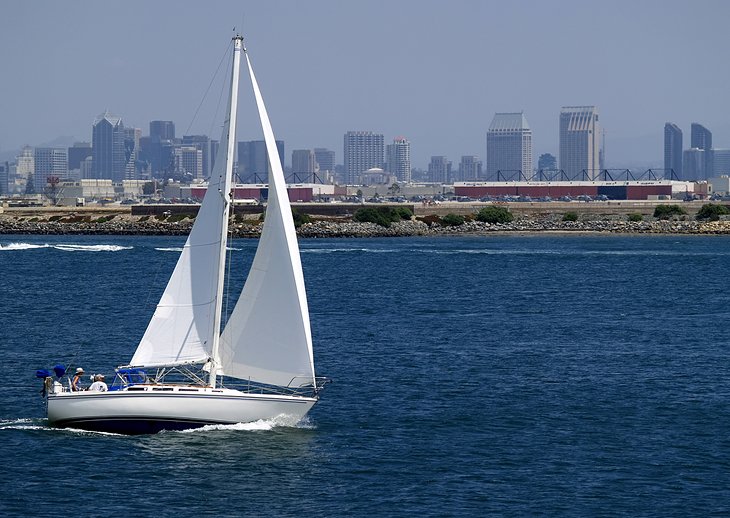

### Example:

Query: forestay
xmin=217 ymin=52 xmax=316 ymax=388
xmin=130 ymin=61 xmax=237 ymax=368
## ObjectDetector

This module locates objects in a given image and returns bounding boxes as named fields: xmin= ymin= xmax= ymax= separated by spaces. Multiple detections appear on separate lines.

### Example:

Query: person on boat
xmin=88 ymin=374 xmax=108 ymax=392
xmin=71 ymin=368 xmax=86 ymax=391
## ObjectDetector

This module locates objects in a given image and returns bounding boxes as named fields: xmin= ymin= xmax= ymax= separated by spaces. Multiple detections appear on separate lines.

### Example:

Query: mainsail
xmin=130 ymin=41 xmax=240 ymax=368
xmin=217 ymin=51 xmax=316 ymax=388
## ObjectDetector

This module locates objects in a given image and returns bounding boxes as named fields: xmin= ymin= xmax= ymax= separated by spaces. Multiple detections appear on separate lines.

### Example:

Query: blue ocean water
xmin=1 ymin=233 xmax=730 ymax=516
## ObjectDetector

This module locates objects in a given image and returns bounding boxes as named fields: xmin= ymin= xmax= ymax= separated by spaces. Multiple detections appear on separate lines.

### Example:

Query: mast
xmin=209 ymin=35 xmax=243 ymax=387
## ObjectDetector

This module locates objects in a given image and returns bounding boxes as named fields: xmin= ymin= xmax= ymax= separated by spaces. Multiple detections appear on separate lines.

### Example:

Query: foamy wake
xmin=0 ymin=242 xmax=132 ymax=252
xmin=53 ymin=244 xmax=133 ymax=252
xmin=155 ymin=247 xmax=184 ymax=252
xmin=0 ymin=242 xmax=50 ymax=251
xmin=178 ymin=415 xmax=313 ymax=434
xmin=0 ymin=418 xmax=122 ymax=436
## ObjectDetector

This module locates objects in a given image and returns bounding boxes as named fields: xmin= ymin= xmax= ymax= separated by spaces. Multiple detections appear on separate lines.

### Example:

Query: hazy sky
xmin=1 ymin=0 xmax=728 ymax=168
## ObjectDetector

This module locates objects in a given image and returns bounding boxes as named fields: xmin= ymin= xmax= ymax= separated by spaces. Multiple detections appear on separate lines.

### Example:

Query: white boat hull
xmin=47 ymin=386 xmax=317 ymax=434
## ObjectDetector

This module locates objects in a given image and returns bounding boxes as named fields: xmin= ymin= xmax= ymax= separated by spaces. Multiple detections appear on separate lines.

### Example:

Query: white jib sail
xmin=218 ymin=51 xmax=316 ymax=388
xmin=130 ymin=42 xmax=240 ymax=368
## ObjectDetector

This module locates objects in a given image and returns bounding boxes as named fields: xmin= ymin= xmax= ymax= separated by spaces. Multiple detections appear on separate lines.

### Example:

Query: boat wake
xmin=155 ymin=247 xmax=184 ymax=252
xmin=177 ymin=415 xmax=314 ymax=434
xmin=53 ymin=244 xmax=133 ymax=252
xmin=0 ymin=242 xmax=132 ymax=252
xmin=0 ymin=418 xmax=122 ymax=436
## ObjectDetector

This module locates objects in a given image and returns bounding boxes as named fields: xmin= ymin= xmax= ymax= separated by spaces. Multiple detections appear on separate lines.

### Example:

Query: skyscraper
xmin=713 ymin=149 xmax=730 ymax=176
xmin=124 ymin=127 xmax=141 ymax=180
xmin=175 ymin=146 xmax=203 ymax=179
xmin=34 ymin=147 xmax=68 ymax=193
xmin=691 ymin=123 xmax=713 ymax=178
xmin=68 ymin=142 xmax=92 ymax=171
xmin=237 ymin=140 xmax=285 ymax=183
xmin=313 ymin=148 xmax=335 ymax=175
xmin=149 ymin=120 xmax=176 ymax=141
xmin=15 ymin=146 xmax=34 ymax=190
xmin=428 ymin=156 xmax=451 ymax=183
xmin=343 ymin=131 xmax=384 ymax=185
xmin=683 ymin=148 xmax=705 ymax=181
xmin=182 ymin=135 xmax=216 ymax=178
xmin=92 ymin=111 xmax=126 ymax=181
xmin=559 ymin=106 xmax=601 ymax=179
xmin=459 ymin=156 xmax=482 ymax=181
xmin=486 ymin=112 xmax=532 ymax=180
xmin=291 ymin=149 xmax=317 ymax=182
xmin=691 ymin=123 xmax=712 ymax=150
xmin=385 ymin=137 xmax=411 ymax=183
xmin=663 ymin=123 xmax=683 ymax=179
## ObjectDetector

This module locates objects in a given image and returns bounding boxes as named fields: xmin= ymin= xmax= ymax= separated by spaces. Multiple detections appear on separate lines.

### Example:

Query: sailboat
xmin=44 ymin=35 xmax=327 ymax=434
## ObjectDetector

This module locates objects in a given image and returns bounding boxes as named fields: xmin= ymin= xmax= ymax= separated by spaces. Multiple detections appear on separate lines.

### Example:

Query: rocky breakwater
xmin=3 ymin=212 xmax=730 ymax=237
xmin=0 ymin=214 xmax=194 ymax=236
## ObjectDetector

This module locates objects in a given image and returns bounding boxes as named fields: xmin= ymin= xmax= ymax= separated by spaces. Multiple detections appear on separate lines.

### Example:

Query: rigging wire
xmin=183 ymin=40 xmax=233 ymax=138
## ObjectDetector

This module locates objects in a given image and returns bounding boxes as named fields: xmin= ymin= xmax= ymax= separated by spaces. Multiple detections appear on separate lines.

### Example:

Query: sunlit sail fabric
xmin=130 ymin=59 xmax=237 ymax=368
xmin=218 ymin=52 xmax=316 ymax=388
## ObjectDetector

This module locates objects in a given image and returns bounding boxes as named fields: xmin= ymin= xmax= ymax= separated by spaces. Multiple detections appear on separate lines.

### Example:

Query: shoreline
xmin=2 ymin=212 xmax=730 ymax=237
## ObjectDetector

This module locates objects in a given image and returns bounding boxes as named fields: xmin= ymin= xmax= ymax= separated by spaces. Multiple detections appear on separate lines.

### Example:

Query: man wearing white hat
xmin=89 ymin=374 xmax=108 ymax=392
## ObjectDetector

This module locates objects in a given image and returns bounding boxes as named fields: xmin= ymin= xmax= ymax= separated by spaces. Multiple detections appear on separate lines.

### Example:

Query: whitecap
xmin=155 ymin=247 xmax=184 ymax=252
xmin=0 ymin=242 xmax=50 ymax=251
xmin=53 ymin=244 xmax=133 ymax=252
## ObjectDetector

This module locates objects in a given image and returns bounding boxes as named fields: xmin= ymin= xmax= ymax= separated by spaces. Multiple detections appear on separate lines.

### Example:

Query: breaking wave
xmin=0 ymin=242 xmax=132 ymax=252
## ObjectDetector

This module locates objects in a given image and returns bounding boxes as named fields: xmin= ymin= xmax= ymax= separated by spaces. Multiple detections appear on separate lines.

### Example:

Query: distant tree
xmin=628 ymin=213 xmax=643 ymax=222
xmin=653 ymin=204 xmax=687 ymax=219
xmin=475 ymin=206 xmax=514 ymax=224
xmin=292 ymin=209 xmax=312 ymax=228
xmin=562 ymin=211 xmax=578 ymax=222
xmin=442 ymin=213 xmax=465 ymax=226
xmin=696 ymin=203 xmax=730 ymax=221
xmin=24 ymin=174 xmax=35 ymax=195
xmin=142 ymin=181 xmax=156 ymax=195
xmin=354 ymin=206 xmax=412 ymax=227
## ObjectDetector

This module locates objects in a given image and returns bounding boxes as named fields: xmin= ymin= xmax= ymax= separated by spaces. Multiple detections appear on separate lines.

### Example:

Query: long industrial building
xmin=454 ymin=180 xmax=700 ymax=200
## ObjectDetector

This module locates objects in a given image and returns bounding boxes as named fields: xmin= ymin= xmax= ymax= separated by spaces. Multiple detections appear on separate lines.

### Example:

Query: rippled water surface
xmin=2 ymin=234 xmax=730 ymax=516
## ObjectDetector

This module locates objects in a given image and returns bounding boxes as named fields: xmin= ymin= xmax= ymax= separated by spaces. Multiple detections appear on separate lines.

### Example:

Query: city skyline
xmin=1 ymin=0 xmax=729 ymax=169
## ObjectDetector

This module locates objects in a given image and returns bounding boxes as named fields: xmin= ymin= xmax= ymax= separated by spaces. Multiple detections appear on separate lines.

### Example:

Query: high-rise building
xmin=68 ymin=142 xmax=92 ymax=172
xmin=313 ymin=148 xmax=335 ymax=175
xmin=92 ymin=111 xmax=126 ymax=181
xmin=683 ymin=148 xmax=705 ymax=180
xmin=712 ymin=149 xmax=730 ymax=176
xmin=691 ymin=123 xmax=712 ymax=150
xmin=385 ymin=137 xmax=411 ymax=183
xmin=559 ymin=106 xmax=601 ymax=179
xmin=140 ymin=121 xmax=178 ymax=177
xmin=124 ymin=127 xmax=141 ymax=180
xmin=486 ymin=112 xmax=532 ymax=180
xmin=182 ymin=135 xmax=216 ymax=178
xmin=0 ymin=162 xmax=8 ymax=195
xmin=428 ymin=156 xmax=451 ymax=183
xmin=16 ymin=146 xmax=34 ymax=184
xmin=663 ymin=123 xmax=683 ymax=179
xmin=459 ymin=156 xmax=482 ymax=181
xmin=34 ymin=147 xmax=68 ymax=192
xmin=291 ymin=149 xmax=317 ymax=182
xmin=343 ymin=131 xmax=384 ymax=185
xmin=237 ymin=140 xmax=285 ymax=183
xmin=691 ymin=123 xmax=713 ymax=178
xmin=175 ymin=146 xmax=204 ymax=179
xmin=149 ymin=120 xmax=175 ymax=141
